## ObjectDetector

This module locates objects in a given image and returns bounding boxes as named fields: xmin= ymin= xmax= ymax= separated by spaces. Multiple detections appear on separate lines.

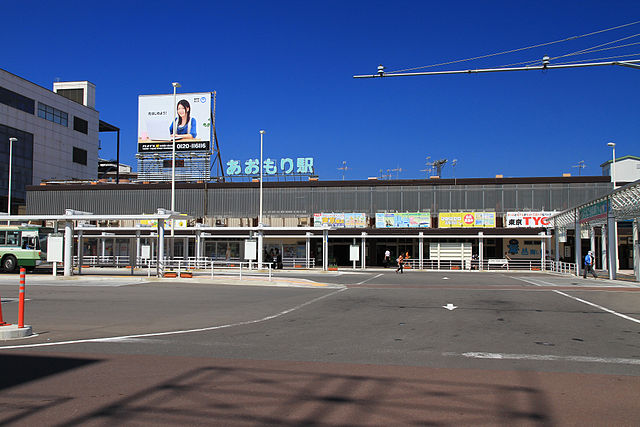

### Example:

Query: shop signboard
xmin=438 ymin=212 xmax=496 ymax=228
xmin=313 ymin=213 xmax=366 ymax=228
xmin=579 ymin=200 xmax=608 ymax=224
xmin=505 ymin=211 xmax=555 ymax=228
xmin=139 ymin=218 xmax=188 ymax=229
xmin=138 ymin=93 xmax=212 ymax=153
xmin=375 ymin=212 xmax=431 ymax=228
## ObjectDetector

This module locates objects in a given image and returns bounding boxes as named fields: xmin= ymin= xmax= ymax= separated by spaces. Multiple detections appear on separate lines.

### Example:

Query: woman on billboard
xmin=169 ymin=99 xmax=197 ymax=139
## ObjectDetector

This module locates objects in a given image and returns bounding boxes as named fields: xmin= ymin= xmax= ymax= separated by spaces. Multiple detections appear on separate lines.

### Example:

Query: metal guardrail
xmin=73 ymin=256 xmax=315 ymax=269
xmin=73 ymin=255 xmax=575 ymax=274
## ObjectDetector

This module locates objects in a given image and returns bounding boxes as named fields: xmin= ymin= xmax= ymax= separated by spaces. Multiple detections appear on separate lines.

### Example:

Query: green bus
xmin=0 ymin=225 xmax=48 ymax=273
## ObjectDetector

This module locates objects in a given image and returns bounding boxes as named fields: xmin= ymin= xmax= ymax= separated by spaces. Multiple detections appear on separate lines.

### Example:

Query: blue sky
xmin=4 ymin=1 xmax=639 ymax=180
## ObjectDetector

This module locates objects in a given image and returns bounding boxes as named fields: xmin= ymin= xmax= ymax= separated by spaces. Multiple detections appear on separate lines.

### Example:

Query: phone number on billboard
xmin=138 ymin=141 xmax=210 ymax=152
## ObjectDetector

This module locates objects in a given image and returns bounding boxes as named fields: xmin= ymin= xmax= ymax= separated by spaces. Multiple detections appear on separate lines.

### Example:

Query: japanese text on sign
xmin=226 ymin=157 xmax=314 ymax=176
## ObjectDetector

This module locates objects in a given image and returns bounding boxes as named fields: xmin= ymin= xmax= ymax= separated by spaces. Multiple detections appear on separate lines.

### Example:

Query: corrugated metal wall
xmin=26 ymin=182 xmax=612 ymax=217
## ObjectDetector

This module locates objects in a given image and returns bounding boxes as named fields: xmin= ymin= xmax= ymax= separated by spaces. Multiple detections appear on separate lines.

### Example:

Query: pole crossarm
xmin=549 ymin=179 xmax=640 ymax=229
xmin=353 ymin=59 xmax=640 ymax=79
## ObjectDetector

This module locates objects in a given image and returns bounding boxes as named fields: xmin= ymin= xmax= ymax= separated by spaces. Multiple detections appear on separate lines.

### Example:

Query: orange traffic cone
xmin=0 ymin=293 xmax=10 ymax=326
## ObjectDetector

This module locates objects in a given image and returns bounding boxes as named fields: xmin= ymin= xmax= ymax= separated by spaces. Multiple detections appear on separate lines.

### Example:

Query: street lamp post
xmin=607 ymin=142 xmax=616 ymax=188
xmin=7 ymin=137 xmax=17 ymax=222
xmin=170 ymin=82 xmax=181 ymax=258
xmin=258 ymin=130 xmax=265 ymax=269
xmin=607 ymin=141 xmax=619 ymax=276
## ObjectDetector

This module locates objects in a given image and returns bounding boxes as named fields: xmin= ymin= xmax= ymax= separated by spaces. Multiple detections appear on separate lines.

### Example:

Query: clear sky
xmin=3 ymin=1 xmax=639 ymax=180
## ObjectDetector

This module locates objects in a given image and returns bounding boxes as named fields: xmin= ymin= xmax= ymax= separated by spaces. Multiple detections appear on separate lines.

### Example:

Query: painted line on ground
xmin=445 ymin=351 xmax=640 ymax=365
xmin=552 ymin=289 xmax=640 ymax=324
xmin=356 ymin=273 xmax=384 ymax=285
xmin=512 ymin=276 xmax=640 ymax=324
xmin=0 ymin=288 xmax=348 ymax=350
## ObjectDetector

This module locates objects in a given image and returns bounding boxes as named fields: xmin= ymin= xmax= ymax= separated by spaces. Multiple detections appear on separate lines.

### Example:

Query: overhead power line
xmin=384 ymin=20 xmax=640 ymax=74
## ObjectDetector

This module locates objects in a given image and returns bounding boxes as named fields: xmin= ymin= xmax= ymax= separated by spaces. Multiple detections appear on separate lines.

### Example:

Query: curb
xmin=0 ymin=324 xmax=33 ymax=340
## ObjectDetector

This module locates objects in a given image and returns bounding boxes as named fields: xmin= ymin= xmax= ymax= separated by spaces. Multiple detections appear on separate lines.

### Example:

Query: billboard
xmin=375 ymin=212 xmax=431 ymax=228
xmin=138 ymin=93 xmax=211 ymax=153
xmin=505 ymin=211 xmax=555 ymax=228
xmin=438 ymin=212 xmax=496 ymax=228
xmin=313 ymin=213 xmax=368 ymax=228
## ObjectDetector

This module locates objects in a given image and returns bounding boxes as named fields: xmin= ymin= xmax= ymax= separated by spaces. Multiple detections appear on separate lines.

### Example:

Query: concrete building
xmin=601 ymin=155 xmax=640 ymax=184
xmin=0 ymin=68 xmax=115 ymax=213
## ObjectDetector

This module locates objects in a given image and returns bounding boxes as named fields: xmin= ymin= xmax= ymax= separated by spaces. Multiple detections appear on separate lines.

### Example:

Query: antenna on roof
xmin=572 ymin=160 xmax=586 ymax=176
xmin=337 ymin=161 xmax=349 ymax=180
xmin=420 ymin=156 xmax=432 ymax=178
xmin=391 ymin=165 xmax=403 ymax=179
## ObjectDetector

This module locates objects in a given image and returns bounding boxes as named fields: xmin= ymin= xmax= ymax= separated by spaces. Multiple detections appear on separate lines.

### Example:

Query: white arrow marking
xmin=443 ymin=303 xmax=458 ymax=310
xmin=442 ymin=277 xmax=449 ymax=280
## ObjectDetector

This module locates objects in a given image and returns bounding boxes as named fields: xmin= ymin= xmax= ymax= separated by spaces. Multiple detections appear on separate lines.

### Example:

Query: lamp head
xmin=172 ymin=82 xmax=181 ymax=88
xmin=9 ymin=137 xmax=17 ymax=143
xmin=259 ymin=130 xmax=265 ymax=134
xmin=607 ymin=142 xmax=615 ymax=147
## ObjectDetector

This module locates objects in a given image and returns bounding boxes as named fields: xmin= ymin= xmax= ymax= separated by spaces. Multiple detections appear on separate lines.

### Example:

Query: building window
xmin=0 ymin=124 xmax=34 ymax=205
xmin=73 ymin=116 xmax=88 ymax=134
xmin=0 ymin=86 xmax=35 ymax=114
xmin=56 ymin=88 xmax=84 ymax=105
xmin=73 ymin=147 xmax=87 ymax=165
xmin=37 ymin=103 xmax=68 ymax=126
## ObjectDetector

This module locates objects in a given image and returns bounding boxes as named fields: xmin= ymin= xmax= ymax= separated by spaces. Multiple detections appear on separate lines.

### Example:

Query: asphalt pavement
xmin=1 ymin=269 xmax=639 ymax=426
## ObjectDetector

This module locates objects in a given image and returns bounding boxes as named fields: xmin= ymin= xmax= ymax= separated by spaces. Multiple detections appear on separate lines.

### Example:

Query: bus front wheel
xmin=2 ymin=255 xmax=17 ymax=273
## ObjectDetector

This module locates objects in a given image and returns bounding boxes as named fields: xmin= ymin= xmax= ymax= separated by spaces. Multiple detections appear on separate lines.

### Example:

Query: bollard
xmin=18 ymin=267 xmax=26 ymax=328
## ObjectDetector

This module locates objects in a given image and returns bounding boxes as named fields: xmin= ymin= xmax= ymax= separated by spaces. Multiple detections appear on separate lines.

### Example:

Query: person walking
xmin=384 ymin=249 xmax=391 ymax=268
xmin=395 ymin=254 xmax=404 ymax=274
xmin=583 ymin=251 xmax=597 ymax=278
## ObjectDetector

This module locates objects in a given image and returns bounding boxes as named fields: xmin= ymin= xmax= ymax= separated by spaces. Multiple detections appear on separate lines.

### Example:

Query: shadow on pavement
xmin=0 ymin=354 xmax=100 ymax=425
xmin=53 ymin=365 xmax=553 ymax=426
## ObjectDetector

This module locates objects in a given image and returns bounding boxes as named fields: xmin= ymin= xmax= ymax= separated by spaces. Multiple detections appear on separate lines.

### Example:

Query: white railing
xmin=547 ymin=260 xmax=578 ymax=275
xmin=161 ymin=258 xmax=273 ymax=281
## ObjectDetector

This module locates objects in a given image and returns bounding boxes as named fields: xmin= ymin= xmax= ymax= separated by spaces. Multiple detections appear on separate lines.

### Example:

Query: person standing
xmin=583 ymin=251 xmax=597 ymax=278
xmin=395 ymin=254 xmax=404 ymax=274
xmin=384 ymin=249 xmax=391 ymax=268
xmin=276 ymin=248 xmax=283 ymax=269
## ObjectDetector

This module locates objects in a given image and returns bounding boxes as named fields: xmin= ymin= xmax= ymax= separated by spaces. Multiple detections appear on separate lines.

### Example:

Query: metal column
xmin=419 ymin=232 xmax=424 ymax=270
xmin=77 ymin=230 xmax=83 ymax=275
xmin=157 ymin=219 xmax=165 ymax=277
xmin=634 ymin=219 xmax=639 ymax=282
xmin=607 ymin=199 xmax=617 ymax=280
xmin=64 ymin=221 xmax=73 ymax=277
xmin=575 ymin=209 xmax=582 ymax=277
xmin=361 ymin=232 xmax=366 ymax=270
xmin=322 ymin=227 xmax=328 ymax=271
xmin=478 ymin=232 xmax=484 ymax=271
xmin=305 ymin=232 xmax=311 ymax=269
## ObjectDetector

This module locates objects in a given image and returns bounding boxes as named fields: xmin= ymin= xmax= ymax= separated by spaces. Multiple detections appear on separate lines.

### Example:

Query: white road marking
xmin=445 ymin=351 xmax=640 ymax=365
xmin=356 ymin=273 xmax=383 ymax=285
xmin=511 ymin=276 xmax=640 ymax=324
xmin=552 ymin=289 xmax=640 ymax=324
xmin=0 ymin=288 xmax=348 ymax=350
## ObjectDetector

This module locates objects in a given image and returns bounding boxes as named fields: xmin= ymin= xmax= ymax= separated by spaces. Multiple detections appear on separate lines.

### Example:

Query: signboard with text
xmin=138 ymin=93 xmax=212 ymax=152
xmin=226 ymin=157 xmax=314 ymax=177
xmin=313 ymin=213 xmax=367 ymax=228
xmin=438 ymin=212 xmax=496 ymax=228
xmin=505 ymin=211 xmax=555 ymax=228
xmin=579 ymin=200 xmax=608 ymax=224
xmin=375 ymin=212 xmax=431 ymax=228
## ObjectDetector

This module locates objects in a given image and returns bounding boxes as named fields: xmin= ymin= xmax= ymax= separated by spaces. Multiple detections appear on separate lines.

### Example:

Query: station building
xmin=25 ymin=174 xmax=633 ymax=268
